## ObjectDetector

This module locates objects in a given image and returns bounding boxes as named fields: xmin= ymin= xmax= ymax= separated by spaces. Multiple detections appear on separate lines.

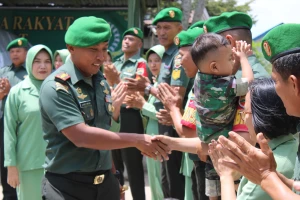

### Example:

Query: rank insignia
xmin=172 ymin=69 xmax=181 ymax=80
xmin=169 ymin=10 xmax=175 ymax=18
xmin=100 ymin=81 xmax=105 ymax=86
xmin=55 ymin=72 xmax=70 ymax=81
xmin=55 ymin=82 xmax=69 ymax=93
xmin=76 ymin=87 xmax=87 ymax=100
xmin=263 ymin=41 xmax=272 ymax=57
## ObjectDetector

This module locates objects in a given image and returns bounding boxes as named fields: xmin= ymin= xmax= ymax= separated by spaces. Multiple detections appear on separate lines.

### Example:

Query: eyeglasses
xmin=240 ymin=110 xmax=252 ymax=121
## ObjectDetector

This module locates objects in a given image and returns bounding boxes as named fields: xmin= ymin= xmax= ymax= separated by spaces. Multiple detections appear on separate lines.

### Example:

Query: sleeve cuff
xmin=110 ymin=117 xmax=121 ymax=132
xmin=4 ymin=159 xmax=16 ymax=167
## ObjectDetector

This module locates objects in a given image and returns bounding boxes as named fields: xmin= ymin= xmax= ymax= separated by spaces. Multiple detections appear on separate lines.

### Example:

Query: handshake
xmin=136 ymin=134 xmax=174 ymax=162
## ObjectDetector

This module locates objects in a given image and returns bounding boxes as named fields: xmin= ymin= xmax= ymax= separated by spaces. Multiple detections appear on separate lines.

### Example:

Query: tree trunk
xmin=192 ymin=0 xmax=206 ymax=23
xmin=181 ymin=0 xmax=192 ymax=30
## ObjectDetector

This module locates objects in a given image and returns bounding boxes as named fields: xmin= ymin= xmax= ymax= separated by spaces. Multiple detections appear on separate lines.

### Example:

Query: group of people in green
xmin=0 ymin=5 xmax=300 ymax=200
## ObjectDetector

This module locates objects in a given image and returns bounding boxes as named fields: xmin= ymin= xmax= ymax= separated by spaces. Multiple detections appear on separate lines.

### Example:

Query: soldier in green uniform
xmin=152 ymin=7 xmax=188 ymax=200
xmin=112 ymin=27 xmax=148 ymax=200
xmin=0 ymin=37 xmax=28 ymax=200
xmin=203 ymin=11 xmax=270 ymax=79
xmin=39 ymin=16 xmax=169 ymax=200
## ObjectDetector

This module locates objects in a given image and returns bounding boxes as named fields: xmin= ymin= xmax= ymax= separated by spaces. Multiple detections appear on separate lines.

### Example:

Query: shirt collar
xmin=117 ymin=52 xmax=141 ymax=63
xmin=268 ymin=134 xmax=295 ymax=150
xmin=165 ymin=44 xmax=178 ymax=56
xmin=63 ymin=59 xmax=85 ymax=85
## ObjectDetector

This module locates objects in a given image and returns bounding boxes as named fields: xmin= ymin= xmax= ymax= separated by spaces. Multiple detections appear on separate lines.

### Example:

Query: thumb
xmin=257 ymin=133 xmax=269 ymax=152
xmin=294 ymin=181 xmax=300 ymax=191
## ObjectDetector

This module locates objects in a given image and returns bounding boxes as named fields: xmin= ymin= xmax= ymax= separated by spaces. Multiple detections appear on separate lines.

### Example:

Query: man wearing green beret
xmin=152 ymin=7 xmax=189 ymax=200
xmin=208 ymin=23 xmax=300 ymax=200
xmin=204 ymin=11 xmax=269 ymax=79
xmin=39 ymin=16 xmax=170 ymax=200
xmin=0 ymin=37 xmax=28 ymax=200
xmin=110 ymin=27 xmax=148 ymax=200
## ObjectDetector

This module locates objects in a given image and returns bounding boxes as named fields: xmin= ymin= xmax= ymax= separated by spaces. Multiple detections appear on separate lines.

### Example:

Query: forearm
xmin=220 ymin=175 xmax=237 ymax=200
xmin=63 ymin=124 xmax=144 ymax=150
xmin=261 ymin=172 xmax=300 ymax=200
xmin=169 ymin=108 xmax=184 ymax=137
xmin=112 ymin=104 xmax=121 ymax=121
xmin=277 ymin=172 xmax=294 ymax=189
xmin=170 ymin=137 xmax=208 ymax=155
xmin=240 ymin=56 xmax=254 ymax=81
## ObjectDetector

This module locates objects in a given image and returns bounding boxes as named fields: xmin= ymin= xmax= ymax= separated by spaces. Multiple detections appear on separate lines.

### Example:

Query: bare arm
xmin=261 ymin=172 xmax=300 ymax=200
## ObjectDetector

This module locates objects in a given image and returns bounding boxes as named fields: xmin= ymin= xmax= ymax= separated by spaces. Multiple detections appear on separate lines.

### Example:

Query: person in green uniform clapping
xmin=4 ymin=44 xmax=53 ymax=200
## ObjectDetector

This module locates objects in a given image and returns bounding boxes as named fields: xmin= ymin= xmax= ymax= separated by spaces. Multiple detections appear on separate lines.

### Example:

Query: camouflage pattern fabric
xmin=194 ymin=72 xmax=248 ymax=143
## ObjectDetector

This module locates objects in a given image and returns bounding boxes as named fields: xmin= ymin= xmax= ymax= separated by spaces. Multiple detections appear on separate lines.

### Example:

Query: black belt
xmin=46 ymin=170 xmax=110 ymax=185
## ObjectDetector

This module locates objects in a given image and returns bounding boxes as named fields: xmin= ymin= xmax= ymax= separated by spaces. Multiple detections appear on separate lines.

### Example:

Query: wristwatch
xmin=144 ymin=84 xmax=153 ymax=96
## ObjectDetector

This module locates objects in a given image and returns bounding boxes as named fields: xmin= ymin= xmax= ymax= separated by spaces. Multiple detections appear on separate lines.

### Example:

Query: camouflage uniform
xmin=194 ymin=72 xmax=248 ymax=143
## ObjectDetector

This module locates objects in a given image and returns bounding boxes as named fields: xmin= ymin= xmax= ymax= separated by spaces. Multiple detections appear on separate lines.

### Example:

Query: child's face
xmin=198 ymin=45 xmax=235 ymax=76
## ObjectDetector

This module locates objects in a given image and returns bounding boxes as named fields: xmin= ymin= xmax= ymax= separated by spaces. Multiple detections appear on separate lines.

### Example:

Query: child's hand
xmin=232 ymin=40 xmax=253 ymax=60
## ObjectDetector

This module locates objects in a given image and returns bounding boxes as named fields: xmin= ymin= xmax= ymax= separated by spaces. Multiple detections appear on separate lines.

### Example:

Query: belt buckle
xmin=93 ymin=174 xmax=105 ymax=185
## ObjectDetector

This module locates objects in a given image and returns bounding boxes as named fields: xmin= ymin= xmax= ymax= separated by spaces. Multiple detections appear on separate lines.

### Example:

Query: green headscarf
xmin=26 ymin=44 xmax=53 ymax=90
xmin=54 ymin=49 xmax=70 ymax=64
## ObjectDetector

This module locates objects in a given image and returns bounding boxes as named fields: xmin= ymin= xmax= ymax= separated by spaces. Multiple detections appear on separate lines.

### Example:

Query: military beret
xmin=261 ymin=23 xmax=300 ymax=63
xmin=6 ymin=38 xmax=28 ymax=51
xmin=65 ymin=16 xmax=111 ymax=47
xmin=122 ymin=27 xmax=144 ymax=40
xmin=152 ymin=7 xmax=182 ymax=25
xmin=204 ymin=11 xmax=252 ymax=34
xmin=189 ymin=20 xmax=205 ymax=29
xmin=174 ymin=28 xmax=204 ymax=48
xmin=146 ymin=45 xmax=165 ymax=61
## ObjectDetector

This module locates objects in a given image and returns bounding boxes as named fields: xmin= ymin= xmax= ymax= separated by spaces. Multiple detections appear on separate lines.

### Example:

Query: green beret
xmin=174 ymin=28 xmax=204 ymax=48
xmin=65 ymin=16 xmax=111 ymax=47
xmin=261 ymin=23 xmax=300 ymax=63
xmin=152 ymin=7 xmax=182 ymax=25
xmin=6 ymin=38 xmax=28 ymax=51
xmin=122 ymin=27 xmax=144 ymax=40
xmin=204 ymin=11 xmax=252 ymax=34
xmin=189 ymin=20 xmax=205 ymax=29
xmin=146 ymin=45 xmax=165 ymax=61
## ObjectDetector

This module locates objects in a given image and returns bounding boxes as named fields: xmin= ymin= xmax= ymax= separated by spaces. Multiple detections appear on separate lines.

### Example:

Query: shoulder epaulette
xmin=55 ymin=72 xmax=70 ymax=81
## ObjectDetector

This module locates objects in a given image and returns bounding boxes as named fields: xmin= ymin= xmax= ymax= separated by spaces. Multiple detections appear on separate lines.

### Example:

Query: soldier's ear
xmin=209 ymin=61 xmax=218 ymax=73
xmin=66 ymin=44 xmax=75 ymax=54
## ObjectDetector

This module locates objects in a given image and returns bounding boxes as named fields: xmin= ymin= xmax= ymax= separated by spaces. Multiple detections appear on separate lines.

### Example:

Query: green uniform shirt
xmin=4 ymin=78 xmax=46 ymax=171
xmin=39 ymin=59 xmax=120 ymax=174
xmin=237 ymin=134 xmax=297 ymax=200
xmin=114 ymin=53 xmax=148 ymax=80
xmin=0 ymin=64 xmax=27 ymax=113
xmin=155 ymin=44 xmax=190 ymax=109
xmin=235 ymin=55 xmax=270 ymax=79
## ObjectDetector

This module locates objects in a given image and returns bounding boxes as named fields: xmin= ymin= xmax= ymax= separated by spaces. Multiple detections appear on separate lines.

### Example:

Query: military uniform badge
xmin=55 ymin=82 xmax=69 ymax=93
xmin=169 ymin=10 xmax=175 ymax=18
xmin=174 ymin=54 xmax=182 ymax=69
xmin=76 ymin=87 xmax=87 ymax=100
xmin=203 ymin=25 xmax=208 ymax=33
xmin=133 ymin=28 xmax=138 ymax=34
xmin=18 ymin=39 xmax=22 ymax=46
xmin=172 ymin=69 xmax=181 ymax=80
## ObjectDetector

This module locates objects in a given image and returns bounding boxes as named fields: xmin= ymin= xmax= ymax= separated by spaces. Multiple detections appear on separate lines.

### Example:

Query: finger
xmin=153 ymin=143 xmax=168 ymax=161
xmin=220 ymin=160 xmax=240 ymax=172
xmin=293 ymin=181 xmax=300 ymax=191
xmin=141 ymin=151 xmax=152 ymax=158
xmin=216 ymin=141 xmax=243 ymax=166
xmin=228 ymin=131 xmax=253 ymax=154
xmin=156 ymin=140 xmax=171 ymax=153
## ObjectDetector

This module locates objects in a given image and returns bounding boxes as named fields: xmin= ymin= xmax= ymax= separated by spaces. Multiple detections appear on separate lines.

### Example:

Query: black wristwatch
xmin=144 ymin=84 xmax=153 ymax=96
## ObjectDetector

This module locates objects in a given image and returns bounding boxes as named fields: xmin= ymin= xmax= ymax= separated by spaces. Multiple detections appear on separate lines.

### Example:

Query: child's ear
xmin=209 ymin=61 xmax=219 ymax=73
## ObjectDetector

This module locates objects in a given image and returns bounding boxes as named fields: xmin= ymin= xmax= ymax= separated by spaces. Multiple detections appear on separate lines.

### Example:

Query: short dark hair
xmin=272 ymin=52 xmax=300 ymax=80
xmin=250 ymin=78 xmax=299 ymax=139
xmin=191 ymin=33 xmax=230 ymax=67
xmin=220 ymin=29 xmax=252 ymax=45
